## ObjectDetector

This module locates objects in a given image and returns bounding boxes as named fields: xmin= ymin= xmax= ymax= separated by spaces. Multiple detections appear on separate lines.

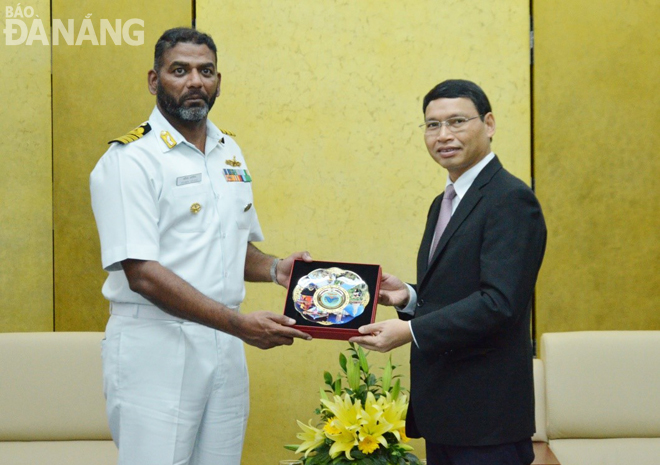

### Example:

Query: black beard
xmin=156 ymin=82 xmax=217 ymax=123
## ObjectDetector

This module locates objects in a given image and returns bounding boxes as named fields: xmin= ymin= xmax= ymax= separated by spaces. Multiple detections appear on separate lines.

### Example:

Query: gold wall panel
xmin=534 ymin=0 xmax=660 ymax=334
xmin=198 ymin=1 xmax=530 ymax=462
xmin=0 ymin=0 xmax=53 ymax=332
xmin=52 ymin=0 xmax=191 ymax=330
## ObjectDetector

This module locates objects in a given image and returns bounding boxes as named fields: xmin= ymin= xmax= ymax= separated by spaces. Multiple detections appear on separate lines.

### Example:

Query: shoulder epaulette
xmin=108 ymin=122 xmax=152 ymax=145
xmin=219 ymin=128 xmax=236 ymax=137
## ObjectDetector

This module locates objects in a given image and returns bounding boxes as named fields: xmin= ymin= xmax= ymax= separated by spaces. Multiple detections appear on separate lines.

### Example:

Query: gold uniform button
xmin=190 ymin=203 xmax=202 ymax=214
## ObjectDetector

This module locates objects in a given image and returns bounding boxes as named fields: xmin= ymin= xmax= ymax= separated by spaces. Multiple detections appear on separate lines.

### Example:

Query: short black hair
xmin=422 ymin=79 xmax=492 ymax=117
xmin=153 ymin=27 xmax=217 ymax=72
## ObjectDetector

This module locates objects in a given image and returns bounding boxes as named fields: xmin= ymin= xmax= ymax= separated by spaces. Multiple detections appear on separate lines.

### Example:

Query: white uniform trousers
xmin=102 ymin=304 xmax=249 ymax=465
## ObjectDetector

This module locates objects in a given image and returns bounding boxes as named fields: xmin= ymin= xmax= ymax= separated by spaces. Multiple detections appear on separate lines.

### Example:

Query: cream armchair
xmin=537 ymin=331 xmax=660 ymax=465
xmin=0 ymin=332 xmax=116 ymax=465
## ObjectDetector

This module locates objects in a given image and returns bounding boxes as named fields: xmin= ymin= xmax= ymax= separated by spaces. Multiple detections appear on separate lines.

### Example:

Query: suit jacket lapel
xmin=417 ymin=195 xmax=442 ymax=283
xmin=419 ymin=156 xmax=503 ymax=289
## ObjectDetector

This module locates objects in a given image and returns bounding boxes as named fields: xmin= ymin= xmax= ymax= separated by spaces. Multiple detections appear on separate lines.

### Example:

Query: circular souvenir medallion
xmin=292 ymin=267 xmax=370 ymax=325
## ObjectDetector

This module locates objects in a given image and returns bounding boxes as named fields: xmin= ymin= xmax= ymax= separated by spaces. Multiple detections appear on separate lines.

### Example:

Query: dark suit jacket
xmin=402 ymin=156 xmax=546 ymax=446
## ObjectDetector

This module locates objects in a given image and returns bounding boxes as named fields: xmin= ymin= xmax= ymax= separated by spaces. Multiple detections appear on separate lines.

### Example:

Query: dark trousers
xmin=426 ymin=437 xmax=534 ymax=465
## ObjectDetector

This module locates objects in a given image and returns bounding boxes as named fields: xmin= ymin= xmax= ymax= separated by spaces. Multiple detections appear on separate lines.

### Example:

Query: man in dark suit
xmin=350 ymin=79 xmax=546 ymax=465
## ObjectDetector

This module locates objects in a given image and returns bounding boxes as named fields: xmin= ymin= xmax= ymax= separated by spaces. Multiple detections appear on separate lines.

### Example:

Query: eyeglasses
xmin=419 ymin=115 xmax=483 ymax=134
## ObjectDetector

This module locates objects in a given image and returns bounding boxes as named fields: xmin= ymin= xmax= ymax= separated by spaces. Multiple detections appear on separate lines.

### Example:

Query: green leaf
xmin=373 ymin=453 xmax=389 ymax=465
xmin=333 ymin=379 xmax=342 ymax=395
xmin=331 ymin=455 xmax=349 ymax=465
xmin=366 ymin=373 xmax=377 ymax=387
xmin=404 ymin=452 xmax=421 ymax=464
xmin=382 ymin=356 xmax=393 ymax=392
xmin=324 ymin=371 xmax=333 ymax=387
xmin=391 ymin=378 xmax=401 ymax=399
xmin=339 ymin=352 xmax=347 ymax=373
xmin=307 ymin=445 xmax=331 ymax=465
xmin=351 ymin=449 xmax=366 ymax=459
xmin=320 ymin=387 xmax=329 ymax=401
xmin=357 ymin=346 xmax=369 ymax=373
xmin=347 ymin=359 xmax=360 ymax=391
xmin=284 ymin=444 xmax=300 ymax=451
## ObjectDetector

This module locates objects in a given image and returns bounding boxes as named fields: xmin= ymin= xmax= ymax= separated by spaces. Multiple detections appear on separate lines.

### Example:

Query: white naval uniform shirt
xmin=90 ymin=106 xmax=264 ymax=310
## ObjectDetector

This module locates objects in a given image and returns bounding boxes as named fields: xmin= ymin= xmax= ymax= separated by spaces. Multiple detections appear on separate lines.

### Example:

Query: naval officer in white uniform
xmin=90 ymin=27 xmax=312 ymax=465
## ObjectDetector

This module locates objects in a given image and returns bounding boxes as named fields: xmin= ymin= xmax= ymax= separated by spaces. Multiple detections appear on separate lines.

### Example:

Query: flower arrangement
xmin=285 ymin=343 xmax=421 ymax=465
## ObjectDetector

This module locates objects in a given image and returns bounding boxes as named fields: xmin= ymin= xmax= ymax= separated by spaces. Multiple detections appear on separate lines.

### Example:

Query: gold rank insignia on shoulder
xmin=108 ymin=122 xmax=151 ymax=145
xmin=160 ymin=130 xmax=177 ymax=149
xmin=219 ymin=128 xmax=236 ymax=137
xmin=225 ymin=156 xmax=242 ymax=167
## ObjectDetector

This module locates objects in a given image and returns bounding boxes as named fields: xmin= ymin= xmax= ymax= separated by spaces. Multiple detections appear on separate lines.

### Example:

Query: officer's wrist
xmin=270 ymin=258 xmax=281 ymax=285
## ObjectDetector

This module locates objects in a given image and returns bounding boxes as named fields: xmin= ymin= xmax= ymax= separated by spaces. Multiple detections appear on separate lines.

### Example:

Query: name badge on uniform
xmin=176 ymin=173 xmax=202 ymax=186
xmin=223 ymin=169 xmax=252 ymax=183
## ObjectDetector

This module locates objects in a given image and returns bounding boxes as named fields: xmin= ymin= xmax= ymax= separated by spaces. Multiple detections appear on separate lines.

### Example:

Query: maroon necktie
xmin=428 ymin=184 xmax=456 ymax=263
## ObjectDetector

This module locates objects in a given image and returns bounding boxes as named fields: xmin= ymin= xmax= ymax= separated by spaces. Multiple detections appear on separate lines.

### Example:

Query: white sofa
xmin=534 ymin=331 xmax=660 ymax=465
xmin=0 ymin=332 xmax=116 ymax=465
xmin=2 ymin=330 xmax=658 ymax=465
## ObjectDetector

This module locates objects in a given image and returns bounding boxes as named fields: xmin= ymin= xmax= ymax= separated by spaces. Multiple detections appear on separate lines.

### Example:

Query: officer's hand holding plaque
xmin=283 ymin=260 xmax=381 ymax=340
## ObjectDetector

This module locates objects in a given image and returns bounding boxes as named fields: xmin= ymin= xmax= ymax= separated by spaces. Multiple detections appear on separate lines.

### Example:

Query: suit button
xmin=417 ymin=299 xmax=424 ymax=307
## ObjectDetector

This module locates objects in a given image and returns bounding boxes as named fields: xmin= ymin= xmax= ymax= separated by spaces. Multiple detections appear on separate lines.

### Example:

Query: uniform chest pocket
xmin=170 ymin=187 xmax=215 ymax=233
xmin=235 ymin=197 xmax=255 ymax=230
xmin=227 ymin=182 xmax=255 ymax=230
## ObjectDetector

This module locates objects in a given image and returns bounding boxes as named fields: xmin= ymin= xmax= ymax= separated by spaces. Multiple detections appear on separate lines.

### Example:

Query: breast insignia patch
xmin=108 ymin=122 xmax=152 ymax=145
xmin=225 ymin=156 xmax=241 ymax=167
xmin=219 ymin=128 xmax=236 ymax=137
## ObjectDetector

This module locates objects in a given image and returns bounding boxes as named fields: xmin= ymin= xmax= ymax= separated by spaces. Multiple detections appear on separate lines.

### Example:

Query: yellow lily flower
xmin=356 ymin=414 xmax=390 ymax=452
xmin=354 ymin=392 xmax=391 ymax=455
xmin=360 ymin=392 xmax=384 ymax=424
xmin=324 ymin=419 xmax=358 ymax=460
xmin=379 ymin=393 xmax=407 ymax=440
xmin=321 ymin=394 xmax=361 ymax=429
xmin=327 ymin=430 xmax=358 ymax=460
xmin=320 ymin=394 xmax=362 ymax=459
xmin=295 ymin=420 xmax=326 ymax=458
xmin=323 ymin=420 xmax=342 ymax=436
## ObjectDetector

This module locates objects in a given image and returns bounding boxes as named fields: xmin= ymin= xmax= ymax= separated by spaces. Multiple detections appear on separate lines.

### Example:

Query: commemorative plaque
xmin=283 ymin=260 xmax=381 ymax=340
